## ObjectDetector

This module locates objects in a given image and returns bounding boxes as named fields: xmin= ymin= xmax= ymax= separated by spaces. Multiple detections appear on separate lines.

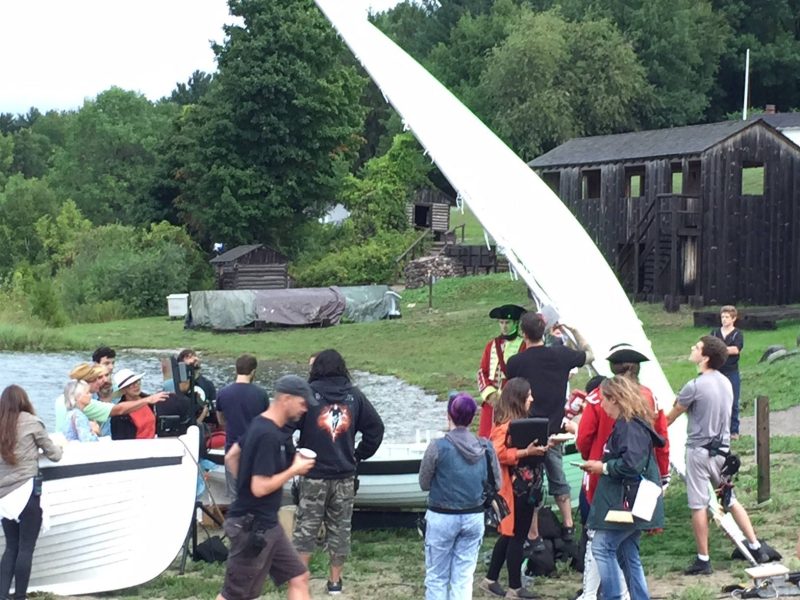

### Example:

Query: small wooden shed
xmin=406 ymin=188 xmax=452 ymax=239
xmin=210 ymin=244 xmax=290 ymax=290
xmin=529 ymin=116 xmax=800 ymax=306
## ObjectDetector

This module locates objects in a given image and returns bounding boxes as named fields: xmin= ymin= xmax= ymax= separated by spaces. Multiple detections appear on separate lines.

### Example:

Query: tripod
xmin=179 ymin=500 xmax=224 ymax=574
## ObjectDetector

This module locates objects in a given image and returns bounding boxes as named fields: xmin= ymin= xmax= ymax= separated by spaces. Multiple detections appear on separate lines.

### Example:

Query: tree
xmin=169 ymin=70 xmax=215 ymax=105
xmin=0 ymin=175 xmax=60 ymax=273
xmin=538 ymin=0 xmax=729 ymax=127
xmin=475 ymin=9 xmax=649 ymax=158
xmin=34 ymin=199 xmax=93 ymax=270
xmin=47 ymin=87 xmax=178 ymax=225
xmin=172 ymin=0 xmax=365 ymax=253
xmin=710 ymin=0 xmax=800 ymax=118
xmin=343 ymin=132 xmax=432 ymax=239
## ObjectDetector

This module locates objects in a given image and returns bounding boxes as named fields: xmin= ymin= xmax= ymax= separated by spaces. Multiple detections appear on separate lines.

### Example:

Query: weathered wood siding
xmin=536 ymin=123 xmax=800 ymax=305
xmin=700 ymin=126 xmax=800 ymax=304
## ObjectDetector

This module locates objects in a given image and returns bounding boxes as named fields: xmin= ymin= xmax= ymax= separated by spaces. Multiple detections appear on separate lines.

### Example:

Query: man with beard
xmin=293 ymin=349 xmax=384 ymax=596
xmin=477 ymin=304 xmax=527 ymax=438
xmin=217 ymin=375 xmax=317 ymax=600
xmin=54 ymin=363 xmax=167 ymax=435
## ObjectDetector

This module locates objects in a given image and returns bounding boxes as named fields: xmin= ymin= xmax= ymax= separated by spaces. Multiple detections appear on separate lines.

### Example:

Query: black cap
xmin=488 ymin=304 xmax=526 ymax=321
xmin=606 ymin=343 xmax=650 ymax=364
xmin=274 ymin=375 xmax=318 ymax=406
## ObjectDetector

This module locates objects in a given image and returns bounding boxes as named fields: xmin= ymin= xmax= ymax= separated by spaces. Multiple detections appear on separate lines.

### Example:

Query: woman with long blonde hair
xmin=582 ymin=375 xmax=665 ymax=600
xmin=0 ymin=385 xmax=63 ymax=599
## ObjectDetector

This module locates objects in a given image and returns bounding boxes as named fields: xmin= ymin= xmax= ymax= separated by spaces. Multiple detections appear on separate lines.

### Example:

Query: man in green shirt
xmin=54 ymin=363 xmax=167 ymax=433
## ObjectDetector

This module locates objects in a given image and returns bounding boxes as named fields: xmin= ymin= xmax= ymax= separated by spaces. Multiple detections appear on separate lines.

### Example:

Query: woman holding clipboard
xmin=581 ymin=376 xmax=665 ymax=600
xmin=480 ymin=378 xmax=548 ymax=599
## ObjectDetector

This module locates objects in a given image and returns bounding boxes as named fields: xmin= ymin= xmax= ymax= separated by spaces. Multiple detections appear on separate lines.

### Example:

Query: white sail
xmin=314 ymin=0 xmax=686 ymax=472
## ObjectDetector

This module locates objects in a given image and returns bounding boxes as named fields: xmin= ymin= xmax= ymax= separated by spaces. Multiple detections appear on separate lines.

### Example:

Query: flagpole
xmin=742 ymin=48 xmax=750 ymax=120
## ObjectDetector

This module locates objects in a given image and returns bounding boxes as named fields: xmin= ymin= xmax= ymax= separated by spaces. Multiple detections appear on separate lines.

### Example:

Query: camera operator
xmin=177 ymin=349 xmax=217 ymax=423
xmin=155 ymin=358 xmax=198 ymax=439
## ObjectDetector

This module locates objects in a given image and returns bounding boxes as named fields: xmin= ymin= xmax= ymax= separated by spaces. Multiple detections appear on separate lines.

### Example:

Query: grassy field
xmin=10 ymin=273 xmax=799 ymax=599
xmin=3 ymin=273 xmax=799 ymax=407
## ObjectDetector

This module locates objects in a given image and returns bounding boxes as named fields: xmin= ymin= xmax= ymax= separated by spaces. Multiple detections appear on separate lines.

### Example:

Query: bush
xmin=55 ymin=223 xmax=198 ymax=319
xmin=28 ymin=278 xmax=67 ymax=327
xmin=292 ymin=230 xmax=417 ymax=287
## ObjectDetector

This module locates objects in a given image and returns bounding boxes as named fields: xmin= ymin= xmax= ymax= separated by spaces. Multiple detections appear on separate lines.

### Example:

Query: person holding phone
xmin=581 ymin=376 xmax=664 ymax=600
xmin=480 ymin=378 xmax=548 ymax=599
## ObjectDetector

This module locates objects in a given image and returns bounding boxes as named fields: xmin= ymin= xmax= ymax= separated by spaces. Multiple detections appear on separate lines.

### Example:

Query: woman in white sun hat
xmin=110 ymin=369 xmax=168 ymax=440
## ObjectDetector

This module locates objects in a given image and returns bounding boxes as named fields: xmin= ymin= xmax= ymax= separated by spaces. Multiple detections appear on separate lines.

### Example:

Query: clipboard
xmin=508 ymin=418 xmax=549 ymax=465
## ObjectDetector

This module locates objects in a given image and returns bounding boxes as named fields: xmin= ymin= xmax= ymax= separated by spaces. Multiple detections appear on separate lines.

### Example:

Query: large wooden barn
xmin=529 ymin=116 xmax=800 ymax=306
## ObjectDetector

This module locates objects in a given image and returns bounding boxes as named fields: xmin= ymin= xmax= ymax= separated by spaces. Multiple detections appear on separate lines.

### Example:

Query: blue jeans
xmin=592 ymin=529 xmax=648 ymax=600
xmin=424 ymin=510 xmax=484 ymax=600
xmin=724 ymin=371 xmax=741 ymax=435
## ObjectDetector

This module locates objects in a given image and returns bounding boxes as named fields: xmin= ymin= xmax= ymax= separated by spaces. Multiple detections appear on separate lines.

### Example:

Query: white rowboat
xmin=0 ymin=427 xmax=200 ymax=596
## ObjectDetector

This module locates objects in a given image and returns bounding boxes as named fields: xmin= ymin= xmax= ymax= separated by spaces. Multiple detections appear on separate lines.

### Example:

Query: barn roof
xmin=528 ymin=120 xmax=768 ymax=168
xmin=209 ymin=244 xmax=264 ymax=264
xmin=759 ymin=112 xmax=800 ymax=129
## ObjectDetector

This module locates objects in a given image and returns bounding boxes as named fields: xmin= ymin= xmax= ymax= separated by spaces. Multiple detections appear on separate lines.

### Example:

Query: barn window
xmin=542 ymin=171 xmax=560 ymax=194
xmin=670 ymin=163 xmax=683 ymax=194
xmin=581 ymin=169 xmax=601 ymax=200
xmin=741 ymin=162 xmax=764 ymax=195
xmin=624 ymin=166 xmax=646 ymax=198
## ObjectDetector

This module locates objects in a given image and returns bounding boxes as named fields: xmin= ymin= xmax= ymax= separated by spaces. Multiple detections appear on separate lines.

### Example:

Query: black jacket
xmin=296 ymin=376 xmax=385 ymax=479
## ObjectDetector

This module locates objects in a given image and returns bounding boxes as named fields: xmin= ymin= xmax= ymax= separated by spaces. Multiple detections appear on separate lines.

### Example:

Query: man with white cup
xmin=216 ymin=375 xmax=318 ymax=600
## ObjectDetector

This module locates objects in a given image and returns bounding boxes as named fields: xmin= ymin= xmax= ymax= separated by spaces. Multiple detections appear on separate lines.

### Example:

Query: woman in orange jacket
xmin=480 ymin=378 xmax=548 ymax=599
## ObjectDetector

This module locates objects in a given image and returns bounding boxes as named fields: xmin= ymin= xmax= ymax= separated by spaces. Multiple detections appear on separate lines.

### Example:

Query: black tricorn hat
xmin=606 ymin=343 xmax=650 ymax=364
xmin=489 ymin=304 xmax=526 ymax=321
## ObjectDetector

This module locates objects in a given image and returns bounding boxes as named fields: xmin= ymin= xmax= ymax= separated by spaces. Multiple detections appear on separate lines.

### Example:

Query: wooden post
xmin=755 ymin=395 xmax=770 ymax=504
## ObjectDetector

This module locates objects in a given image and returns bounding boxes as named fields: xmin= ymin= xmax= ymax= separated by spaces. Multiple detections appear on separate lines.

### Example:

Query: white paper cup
xmin=298 ymin=448 xmax=317 ymax=460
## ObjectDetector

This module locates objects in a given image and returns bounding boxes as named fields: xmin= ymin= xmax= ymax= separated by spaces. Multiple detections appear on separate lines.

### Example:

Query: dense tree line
xmin=1 ymin=0 xmax=797 ymax=324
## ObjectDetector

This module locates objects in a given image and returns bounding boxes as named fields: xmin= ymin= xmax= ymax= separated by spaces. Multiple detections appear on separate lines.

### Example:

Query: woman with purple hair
xmin=419 ymin=392 xmax=501 ymax=599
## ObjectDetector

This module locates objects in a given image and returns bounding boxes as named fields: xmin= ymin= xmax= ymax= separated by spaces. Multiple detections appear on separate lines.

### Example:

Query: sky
xmin=0 ymin=0 xmax=403 ymax=115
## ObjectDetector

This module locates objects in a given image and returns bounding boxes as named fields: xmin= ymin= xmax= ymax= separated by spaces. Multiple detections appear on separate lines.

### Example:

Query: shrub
xmin=28 ymin=278 xmax=67 ymax=327
xmin=292 ymin=230 xmax=417 ymax=287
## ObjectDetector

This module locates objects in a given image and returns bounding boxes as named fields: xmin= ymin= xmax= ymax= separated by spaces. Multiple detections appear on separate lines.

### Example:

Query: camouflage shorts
xmin=292 ymin=476 xmax=355 ymax=565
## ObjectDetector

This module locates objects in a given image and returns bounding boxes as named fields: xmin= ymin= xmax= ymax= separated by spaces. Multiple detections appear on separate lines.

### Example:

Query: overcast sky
xmin=0 ymin=0 xmax=403 ymax=115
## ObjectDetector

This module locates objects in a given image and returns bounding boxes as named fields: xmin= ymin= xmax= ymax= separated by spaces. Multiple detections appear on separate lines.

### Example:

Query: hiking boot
xmin=523 ymin=536 xmax=545 ymax=557
xmin=326 ymin=579 xmax=343 ymax=595
xmin=505 ymin=587 xmax=539 ymax=599
xmin=479 ymin=578 xmax=506 ymax=597
xmin=684 ymin=557 xmax=713 ymax=575
xmin=561 ymin=526 xmax=575 ymax=541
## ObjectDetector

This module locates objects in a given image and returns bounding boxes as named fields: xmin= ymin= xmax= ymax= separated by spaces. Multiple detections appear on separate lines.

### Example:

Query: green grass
xmin=449 ymin=205 xmax=487 ymax=244
xmin=3 ymin=273 xmax=800 ymax=409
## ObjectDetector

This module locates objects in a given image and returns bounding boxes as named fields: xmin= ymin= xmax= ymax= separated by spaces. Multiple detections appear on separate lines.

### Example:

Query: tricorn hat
xmin=489 ymin=304 xmax=526 ymax=321
xmin=606 ymin=343 xmax=650 ymax=364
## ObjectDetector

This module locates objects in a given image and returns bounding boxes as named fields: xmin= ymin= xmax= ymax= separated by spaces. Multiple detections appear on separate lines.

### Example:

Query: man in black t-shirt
xmin=216 ymin=354 xmax=270 ymax=499
xmin=507 ymin=311 xmax=593 ymax=548
xmin=217 ymin=375 xmax=318 ymax=600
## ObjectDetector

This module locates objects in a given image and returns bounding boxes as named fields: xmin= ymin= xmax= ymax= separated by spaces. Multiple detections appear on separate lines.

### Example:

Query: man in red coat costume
xmin=476 ymin=304 xmax=526 ymax=438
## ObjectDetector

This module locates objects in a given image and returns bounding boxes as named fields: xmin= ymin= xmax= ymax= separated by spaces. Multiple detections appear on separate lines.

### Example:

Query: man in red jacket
xmin=476 ymin=304 xmax=527 ymax=438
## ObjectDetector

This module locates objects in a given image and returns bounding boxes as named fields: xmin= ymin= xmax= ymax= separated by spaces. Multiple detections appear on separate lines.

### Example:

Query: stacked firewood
xmin=403 ymin=255 xmax=460 ymax=289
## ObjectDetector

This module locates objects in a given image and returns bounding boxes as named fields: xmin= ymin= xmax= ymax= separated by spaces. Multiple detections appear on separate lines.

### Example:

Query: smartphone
xmin=570 ymin=461 xmax=585 ymax=468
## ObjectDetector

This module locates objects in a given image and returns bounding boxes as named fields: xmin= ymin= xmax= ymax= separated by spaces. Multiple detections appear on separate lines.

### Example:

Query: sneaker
xmin=523 ymin=536 xmax=545 ymax=556
xmin=479 ymin=578 xmax=506 ymax=597
xmin=684 ymin=557 xmax=713 ymax=575
xmin=505 ymin=587 xmax=539 ymax=599
xmin=561 ymin=526 xmax=575 ymax=541
xmin=751 ymin=547 xmax=771 ymax=564
xmin=327 ymin=579 xmax=343 ymax=595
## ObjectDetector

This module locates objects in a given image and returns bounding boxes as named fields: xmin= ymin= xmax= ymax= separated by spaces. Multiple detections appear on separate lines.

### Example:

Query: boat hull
xmin=0 ymin=427 xmax=199 ymax=596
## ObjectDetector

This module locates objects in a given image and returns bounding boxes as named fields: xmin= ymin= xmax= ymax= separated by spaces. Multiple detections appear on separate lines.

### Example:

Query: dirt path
xmin=739 ymin=405 xmax=800 ymax=436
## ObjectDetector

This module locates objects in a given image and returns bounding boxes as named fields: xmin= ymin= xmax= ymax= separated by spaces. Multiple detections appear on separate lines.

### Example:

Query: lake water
xmin=0 ymin=351 xmax=446 ymax=442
